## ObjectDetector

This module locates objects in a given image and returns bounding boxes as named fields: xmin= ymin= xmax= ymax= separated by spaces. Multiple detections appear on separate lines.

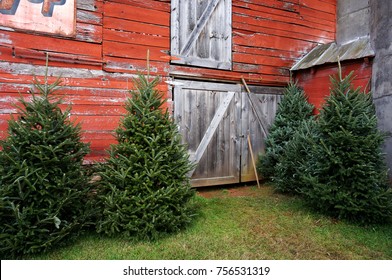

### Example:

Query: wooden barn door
xmin=174 ymin=80 xmax=241 ymax=187
xmin=170 ymin=0 xmax=232 ymax=70
xmin=173 ymin=80 xmax=282 ymax=187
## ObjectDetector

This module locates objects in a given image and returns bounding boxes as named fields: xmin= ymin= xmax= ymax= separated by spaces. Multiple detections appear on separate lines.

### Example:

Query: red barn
xmin=5 ymin=0 xmax=390 ymax=185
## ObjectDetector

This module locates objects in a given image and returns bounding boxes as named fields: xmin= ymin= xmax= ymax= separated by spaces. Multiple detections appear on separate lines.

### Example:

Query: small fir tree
xmin=96 ymin=74 xmax=196 ymax=239
xmin=0 ymin=74 xmax=91 ymax=258
xmin=257 ymin=83 xmax=314 ymax=181
xmin=301 ymin=71 xmax=392 ymax=223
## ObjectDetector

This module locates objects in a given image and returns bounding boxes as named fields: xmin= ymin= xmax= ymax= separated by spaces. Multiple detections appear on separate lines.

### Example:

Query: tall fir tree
xmin=96 ymin=74 xmax=196 ymax=239
xmin=257 ymin=83 xmax=314 ymax=182
xmin=0 ymin=73 xmax=91 ymax=258
xmin=301 ymin=71 xmax=392 ymax=223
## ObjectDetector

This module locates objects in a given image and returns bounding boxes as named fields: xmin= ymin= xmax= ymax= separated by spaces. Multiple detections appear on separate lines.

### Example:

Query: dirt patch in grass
xmin=196 ymin=184 xmax=264 ymax=198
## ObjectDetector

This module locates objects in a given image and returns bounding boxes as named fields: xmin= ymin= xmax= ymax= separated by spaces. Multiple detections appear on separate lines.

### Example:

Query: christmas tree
xmin=257 ymin=83 xmax=314 ymax=182
xmin=301 ymin=71 xmax=392 ymax=223
xmin=274 ymin=118 xmax=319 ymax=193
xmin=96 ymin=74 xmax=196 ymax=239
xmin=0 ymin=72 xmax=91 ymax=258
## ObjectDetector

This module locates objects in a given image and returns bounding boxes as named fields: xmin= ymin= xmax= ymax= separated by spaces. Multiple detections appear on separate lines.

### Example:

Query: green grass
xmin=28 ymin=186 xmax=392 ymax=260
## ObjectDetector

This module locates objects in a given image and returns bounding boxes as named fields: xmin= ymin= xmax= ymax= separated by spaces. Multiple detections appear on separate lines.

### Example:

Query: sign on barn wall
xmin=0 ymin=0 xmax=75 ymax=36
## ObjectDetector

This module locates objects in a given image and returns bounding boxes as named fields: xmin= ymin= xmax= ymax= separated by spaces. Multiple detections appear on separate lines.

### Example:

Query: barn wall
xmin=0 ymin=0 xmax=336 ymax=162
xmin=370 ymin=0 xmax=392 ymax=177
xmin=170 ymin=0 xmax=336 ymax=85
xmin=294 ymin=59 xmax=373 ymax=111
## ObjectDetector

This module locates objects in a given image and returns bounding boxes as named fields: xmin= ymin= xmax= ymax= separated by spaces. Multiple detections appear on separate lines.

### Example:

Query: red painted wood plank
xmin=104 ymin=29 xmax=169 ymax=48
xmin=233 ymin=32 xmax=317 ymax=53
xmin=0 ymin=83 xmax=31 ymax=94
xmin=13 ymin=46 xmax=103 ymax=66
xmin=233 ymin=53 xmax=295 ymax=68
xmin=300 ymin=0 xmax=336 ymax=14
xmin=107 ymin=0 xmax=169 ymax=12
xmin=319 ymin=0 xmax=336 ymax=5
xmin=103 ymin=57 xmax=169 ymax=76
xmin=104 ymin=1 xmax=169 ymax=26
xmin=233 ymin=45 xmax=299 ymax=59
xmin=103 ymin=41 xmax=169 ymax=62
xmin=56 ymin=87 xmax=130 ymax=98
xmin=58 ymin=104 xmax=126 ymax=116
xmin=72 ymin=115 xmax=120 ymax=131
xmin=0 ymin=31 xmax=102 ymax=61
xmin=233 ymin=1 xmax=300 ymax=19
xmin=234 ymin=0 xmax=300 ymax=12
xmin=299 ymin=6 xmax=336 ymax=23
xmin=232 ymin=6 xmax=300 ymax=25
xmin=0 ymin=47 xmax=102 ymax=70
xmin=233 ymin=63 xmax=290 ymax=77
xmin=103 ymin=17 xmax=169 ymax=36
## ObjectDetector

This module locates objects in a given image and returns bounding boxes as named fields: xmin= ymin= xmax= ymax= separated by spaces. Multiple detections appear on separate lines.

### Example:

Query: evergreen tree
xmin=96 ymin=74 xmax=196 ymax=239
xmin=274 ymin=118 xmax=319 ymax=194
xmin=257 ymin=83 xmax=314 ymax=181
xmin=0 ymin=74 xmax=91 ymax=258
xmin=301 ymin=71 xmax=392 ymax=223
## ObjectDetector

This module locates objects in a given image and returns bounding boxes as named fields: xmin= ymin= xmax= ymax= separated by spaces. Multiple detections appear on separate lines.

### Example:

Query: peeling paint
xmin=0 ymin=62 xmax=137 ymax=81
xmin=0 ymin=33 xmax=12 ymax=45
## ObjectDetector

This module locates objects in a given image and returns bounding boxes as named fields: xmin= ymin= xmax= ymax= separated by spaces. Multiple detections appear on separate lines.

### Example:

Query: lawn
xmin=29 ymin=185 xmax=392 ymax=260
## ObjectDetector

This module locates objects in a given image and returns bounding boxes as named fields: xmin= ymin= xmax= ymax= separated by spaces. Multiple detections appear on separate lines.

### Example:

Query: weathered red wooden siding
xmin=0 ymin=0 xmax=336 ymax=162
xmin=294 ymin=59 xmax=373 ymax=111
xmin=170 ymin=0 xmax=336 ymax=84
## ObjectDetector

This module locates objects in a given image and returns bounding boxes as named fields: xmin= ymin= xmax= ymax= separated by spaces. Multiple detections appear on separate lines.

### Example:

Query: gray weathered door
xmin=173 ymin=80 xmax=282 ymax=187
xmin=170 ymin=0 xmax=232 ymax=70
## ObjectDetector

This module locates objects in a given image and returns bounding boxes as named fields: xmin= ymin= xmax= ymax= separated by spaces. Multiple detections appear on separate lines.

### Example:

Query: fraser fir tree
xmin=301 ymin=71 xmax=392 ymax=223
xmin=274 ymin=118 xmax=319 ymax=194
xmin=257 ymin=83 xmax=314 ymax=182
xmin=96 ymin=74 xmax=196 ymax=239
xmin=0 ymin=73 xmax=91 ymax=258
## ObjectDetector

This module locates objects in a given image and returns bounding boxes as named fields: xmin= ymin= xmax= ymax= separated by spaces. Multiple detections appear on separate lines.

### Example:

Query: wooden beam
xmin=180 ymin=0 xmax=221 ymax=56
xmin=247 ymin=134 xmax=260 ymax=188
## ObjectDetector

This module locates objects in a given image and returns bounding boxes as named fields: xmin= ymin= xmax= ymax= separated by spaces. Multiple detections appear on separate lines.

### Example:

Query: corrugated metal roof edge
xmin=291 ymin=36 xmax=375 ymax=71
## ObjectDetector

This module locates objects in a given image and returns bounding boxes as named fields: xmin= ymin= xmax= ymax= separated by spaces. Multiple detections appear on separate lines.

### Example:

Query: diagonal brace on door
xmin=180 ymin=0 xmax=221 ymax=56
xmin=188 ymin=91 xmax=235 ymax=177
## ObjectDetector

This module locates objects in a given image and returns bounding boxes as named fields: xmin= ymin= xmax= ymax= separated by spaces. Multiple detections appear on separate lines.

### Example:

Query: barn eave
xmin=291 ymin=36 xmax=375 ymax=71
